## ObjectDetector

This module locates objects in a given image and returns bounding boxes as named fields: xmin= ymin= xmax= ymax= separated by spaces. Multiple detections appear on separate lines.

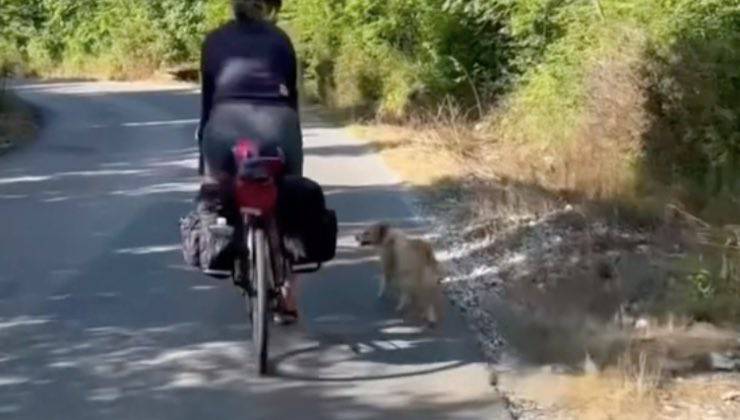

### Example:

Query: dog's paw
xmin=425 ymin=307 xmax=438 ymax=328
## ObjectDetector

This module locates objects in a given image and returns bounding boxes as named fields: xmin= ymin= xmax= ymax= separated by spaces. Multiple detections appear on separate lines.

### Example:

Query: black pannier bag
xmin=180 ymin=210 xmax=201 ymax=268
xmin=277 ymin=175 xmax=338 ymax=265
xmin=179 ymin=184 xmax=235 ymax=278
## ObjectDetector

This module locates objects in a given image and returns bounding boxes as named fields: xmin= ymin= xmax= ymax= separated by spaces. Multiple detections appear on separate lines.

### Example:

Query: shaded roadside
xmin=0 ymin=82 xmax=41 ymax=155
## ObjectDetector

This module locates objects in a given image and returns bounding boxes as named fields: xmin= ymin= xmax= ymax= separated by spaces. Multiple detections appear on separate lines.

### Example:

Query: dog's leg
xmin=395 ymin=293 xmax=409 ymax=312
xmin=380 ymin=248 xmax=395 ymax=299
xmin=377 ymin=276 xmax=387 ymax=299
xmin=425 ymin=305 xmax=438 ymax=328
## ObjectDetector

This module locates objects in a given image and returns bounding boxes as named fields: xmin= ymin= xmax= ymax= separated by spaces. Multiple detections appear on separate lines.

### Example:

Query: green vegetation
xmin=0 ymin=0 xmax=233 ymax=79
xmin=286 ymin=0 xmax=739 ymax=216
xmin=0 ymin=0 xmax=736 ymax=211
xmin=1 ymin=0 xmax=735 ymax=203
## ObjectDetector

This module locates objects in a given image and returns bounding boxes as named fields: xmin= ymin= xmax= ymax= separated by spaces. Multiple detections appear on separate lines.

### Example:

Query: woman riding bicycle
xmin=197 ymin=0 xmax=301 ymax=323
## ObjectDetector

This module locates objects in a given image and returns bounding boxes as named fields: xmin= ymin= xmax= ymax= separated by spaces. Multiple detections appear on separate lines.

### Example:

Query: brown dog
xmin=356 ymin=223 xmax=442 ymax=327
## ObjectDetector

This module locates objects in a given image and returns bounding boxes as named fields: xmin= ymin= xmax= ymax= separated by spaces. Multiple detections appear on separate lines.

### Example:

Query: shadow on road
xmin=1 ymin=181 xmax=480 ymax=419
xmin=0 ymin=81 xmax=491 ymax=419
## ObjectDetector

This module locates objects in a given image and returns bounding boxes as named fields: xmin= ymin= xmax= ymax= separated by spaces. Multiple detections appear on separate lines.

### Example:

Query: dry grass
xmin=502 ymin=366 xmax=740 ymax=420
xmin=36 ymin=60 xmax=161 ymax=82
xmin=492 ymin=305 xmax=740 ymax=418
xmin=350 ymin=123 xmax=470 ymax=187
xmin=500 ymin=322 xmax=739 ymax=419
xmin=353 ymin=25 xmax=739 ymax=224
xmin=352 ymin=48 xmax=652 ymax=211
xmin=500 ymin=369 xmax=662 ymax=420
xmin=479 ymin=33 xmax=649 ymax=206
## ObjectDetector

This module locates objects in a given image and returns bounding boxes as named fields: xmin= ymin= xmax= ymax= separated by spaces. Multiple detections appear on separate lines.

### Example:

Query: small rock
xmin=635 ymin=318 xmax=650 ymax=331
xmin=722 ymin=391 xmax=740 ymax=402
xmin=583 ymin=353 xmax=599 ymax=374
xmin=488 ymin=370 xmax=499 ymax=386
xmin=709 ymin=352 xmax=739 ymax=371
xmin=636 ymin=244 xmax=650 ymax=254
xmin=662 ymin=404 xmax=679 ymax=413
xmin=541 ymin=364 xmax=574 ymax=375
xmin=596 ymin=260 xmax=614 ymax=279
xmin=606 ymin=250 xmax=622 ymax=260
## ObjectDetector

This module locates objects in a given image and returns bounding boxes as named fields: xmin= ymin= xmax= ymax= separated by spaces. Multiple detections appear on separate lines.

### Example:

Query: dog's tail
xmin=421 ymin=242 xmax=439 ymax=269
xmin=422 ymin=253 xmax=447 ymax=327
xmin=422 ymin=243 xmax=449 ymax=285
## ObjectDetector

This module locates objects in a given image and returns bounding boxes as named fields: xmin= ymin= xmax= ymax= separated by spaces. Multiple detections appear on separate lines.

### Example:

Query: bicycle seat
xmin=233 ymin=139 xmax=285 ymax=182
xmin=232 ymin=139 xmax=285 ymax=214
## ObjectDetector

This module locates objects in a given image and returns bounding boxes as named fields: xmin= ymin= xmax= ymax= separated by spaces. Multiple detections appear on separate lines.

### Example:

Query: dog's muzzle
xmin=355 ymin=234 xmax=371 ymax=246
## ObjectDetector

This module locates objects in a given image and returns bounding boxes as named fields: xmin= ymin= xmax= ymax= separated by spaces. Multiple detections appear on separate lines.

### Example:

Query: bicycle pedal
xmin=273 ymin=312 xmax=299 ymax=326
xmin=202 ymin=269 xmax=231 ymax=279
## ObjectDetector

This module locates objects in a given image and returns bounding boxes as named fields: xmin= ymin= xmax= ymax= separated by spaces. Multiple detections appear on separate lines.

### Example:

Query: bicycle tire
xmin=251 ymin=227 xmax=270 ymax=375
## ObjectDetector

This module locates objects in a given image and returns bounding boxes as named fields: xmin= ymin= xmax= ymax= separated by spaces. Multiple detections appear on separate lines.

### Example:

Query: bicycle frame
xmin=232 ymin=139 xmax=287 ymax=293
xmin=230 ymin=139 xmax=289 ymax=375
xmin=239 ymin=210 xmax=288 ymax=297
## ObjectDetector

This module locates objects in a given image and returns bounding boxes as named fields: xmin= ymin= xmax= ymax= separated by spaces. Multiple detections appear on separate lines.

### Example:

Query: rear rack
xmin=291 ymin=262 xmax=322 ymax=274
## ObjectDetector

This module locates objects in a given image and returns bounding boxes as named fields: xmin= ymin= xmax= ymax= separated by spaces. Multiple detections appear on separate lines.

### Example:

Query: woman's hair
xmin=232 ymin=0 xmax=282 ymax=21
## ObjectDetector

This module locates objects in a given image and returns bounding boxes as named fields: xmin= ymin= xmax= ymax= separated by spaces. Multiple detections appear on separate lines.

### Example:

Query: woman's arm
xmin=197 ymin=36 xmax=216 ymax=176
xmin=276 ymin=25 xmax=299 ymax=112
xmin=287 ymin=42 xmax=298 ymax=112
xmin=198 ymin=37 xmax=215 ymax=141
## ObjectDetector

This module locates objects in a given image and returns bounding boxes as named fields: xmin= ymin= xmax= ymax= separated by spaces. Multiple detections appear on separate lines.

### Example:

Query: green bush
xmin=0 ymin=0 xmax=230 ymax=78
xmin=284 ymin=0 xmax=738 ymax=204
xmin=494 ymin=1 xmax=738 ymax=207
xmin=284 ymin=0 xmax=509 ymax=116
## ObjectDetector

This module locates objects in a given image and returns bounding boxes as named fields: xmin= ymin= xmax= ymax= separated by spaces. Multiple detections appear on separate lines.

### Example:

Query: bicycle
xmin=227 ymin=139 xmax=322 ymax=375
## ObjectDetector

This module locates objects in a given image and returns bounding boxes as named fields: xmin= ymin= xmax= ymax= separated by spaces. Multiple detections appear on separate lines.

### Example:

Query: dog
xmin=356 ymin=223 xmax=442 ymax=327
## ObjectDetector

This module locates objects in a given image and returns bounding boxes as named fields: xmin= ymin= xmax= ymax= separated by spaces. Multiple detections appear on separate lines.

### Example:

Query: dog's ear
xmin=377 ymin=223 xmax=389 ymax=241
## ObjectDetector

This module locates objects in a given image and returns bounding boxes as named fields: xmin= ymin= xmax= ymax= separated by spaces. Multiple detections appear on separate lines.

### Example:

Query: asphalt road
xmin=0 ymin=81 xmax=510 ymax=419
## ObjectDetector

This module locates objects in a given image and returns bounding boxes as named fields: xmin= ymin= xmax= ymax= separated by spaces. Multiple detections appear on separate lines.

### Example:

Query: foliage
xmin=678 ymin=237 xmax=740 ymax=324
xmin=0 ymin=0 xmax=230 ymax=78
xmin=283 ymin=0 xmax=511 ymax=117
xmin=0 ymin=0 xmax=737 ymax=210
xmin=284 ymin=0 xmax=738 ymax=214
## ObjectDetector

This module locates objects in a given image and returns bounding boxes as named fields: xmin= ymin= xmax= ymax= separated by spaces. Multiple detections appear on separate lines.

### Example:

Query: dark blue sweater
xmin=199 ymin=19 xmax=298 ymax=133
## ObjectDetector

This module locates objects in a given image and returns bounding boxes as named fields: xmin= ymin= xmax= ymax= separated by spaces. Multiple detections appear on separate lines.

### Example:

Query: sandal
xmin=273 ymin=309 xmax=299 ymax=325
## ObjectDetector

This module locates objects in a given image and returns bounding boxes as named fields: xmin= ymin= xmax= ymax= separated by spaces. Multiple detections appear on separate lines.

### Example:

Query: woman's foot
xmin=273 ymin=308 xmax=299 ymax=325
xmin=274 ymin=278 xmax=299 ymax=325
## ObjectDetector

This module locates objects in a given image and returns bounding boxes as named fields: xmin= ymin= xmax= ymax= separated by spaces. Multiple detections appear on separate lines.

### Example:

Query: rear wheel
xmin=250 ymin=227 xmax=270 ymax=375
